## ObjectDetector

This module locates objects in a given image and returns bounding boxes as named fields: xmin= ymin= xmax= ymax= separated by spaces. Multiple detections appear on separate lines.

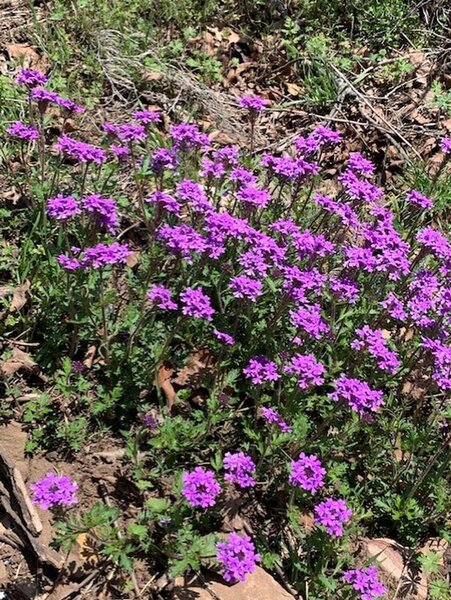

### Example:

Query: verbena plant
xmin=1 ymin=69 xmax=451 ymax=598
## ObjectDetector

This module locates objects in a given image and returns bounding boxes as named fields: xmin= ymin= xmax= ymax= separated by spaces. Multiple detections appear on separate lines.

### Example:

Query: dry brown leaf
xmin=156 ymin=361 xmax=177 ymax=410
xmin=126 ymin=251 xmax=139 ymax=268
xmin=10 ymin=280 xmax=30 ymax=312
xmin=172 ymin=349 xmax=216 ymax=387
xmin=83 ymin=345 xmax=97 ymax=369
xmin=75 ymin=533 xmax=102 ymax=566
xmin=0 ymin=347 xmax=36 ymax=378
xmin=286 ymin=82 xmax=301 ymax=96
xmin=142 ymin=70 xmax=164 ymax=82
xmin=6 ymin=44 xmax=49 ymax=72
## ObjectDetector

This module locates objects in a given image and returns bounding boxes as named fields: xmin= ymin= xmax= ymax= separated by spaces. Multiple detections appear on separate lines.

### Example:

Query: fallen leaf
xmin=0 ymin=347 xmax=36 ymax=378
xmin=83 ymin=345 xmax=97 ymax=369
xmin=142 ymin=70 xmax=164 ymax=82
xmin=156 ymin=361 xmax=177 ymax=411
xmin=10 ymin=280 xmax=30 ymax=311
xmin=286 ymin=82 xmax=301 ymax=96
xmin=126 ymin=252 xmax=139 ymax=268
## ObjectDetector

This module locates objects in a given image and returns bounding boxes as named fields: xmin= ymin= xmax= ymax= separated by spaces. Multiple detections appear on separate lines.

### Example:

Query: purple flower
xmin=157 ymin=224 xmax=206 ymax=263
xmin=57 ymin=255 xmax=81 ymax=271
xmin=47 ymin=194 xmax=81 ymax=220
xmin=284 ymin=353 xmax=325 ymax=389
xmin=380 ymin=292 xmax=407 ymax=321
xmin=31 ymin=473 xmax=78 ymax=510
xmin=261 ymin=154 xmax=318 ymax=180
xmin=340 ymin=169 xmax=383 ymax=204
xmin=294 ymin=126 xmax=341 ymax=155
xmin=422 ymin=338 xmax=451 ymax=390
xmin=81 ymin=194 xmax=118 ymax=232
xmin=151 ymin=148 xmax=178 ymax=174
xmin=213 ymin=329 xmax=235 ymax=345
xmin=230 ymin=275 xmax=263 ymax=301
xmin=170 ymin=122 xmax=210 ymax=152
xmin=260 ymin=406 xmax=291 ymax=433
xmin=289 ymin=453 xmax=326 ymax=493
xmin=216 ymin=533 xmax=260 ymax=583
xmin=182 ymin=467 xmax=221 ymax=508
xmin=236 ymin=185 xmax=271 ymax=208
xmin=57 ymin=135 xmax=107 ymax=164
xmin=201 ymin=157 xmax=226 ymax=178
xmin=147 ymin=190 xmax=181 ymax=215
xmin=55 ymin=96 xmax=84 ymax=114
xmin=133 ymin=110 xmax=161 ymax=125
xmin=292 ymin=230 xmax=335 ymax=258
xmin=329 ymin=276 xmax=360 ymax=304
xmin=407 ymin=190 xmax=433 ymax=210
xmin=440 ymin=137 xmax=451 ymax=154
xmin=314 ymin=498 xmax=352 ymax=537
xmin=348 ymin=152 xmax=375 ymax=177
xmin=283 ymin=267 xmax=326 ymax=302
xmin=243 ymin=356 xmax=280 ymax=385
xmin=140 ymin=412 xmax=159 ymax=430
xmin=147 ymin=284 xmax=177 ymax=310
xmin=343 ymin=566 xmax=386 ymax=600
xmin=314 ymin=194 xmax=360 ymax=229
xmin=212 ymin=145 xmax=239 ymax=166
xmin=180 ymin=287 xmax=215 ymax=321
xmin=230 ymin=167 xmax=257 ymax=186
xmin=224 ymin=452 xmax=256 ymax=488
xmin=30 ymin=89 xmax=84 ymax=113
xmin=238 ymin=95 xmax=268 ymax=112
xmin=7 ymin=121 xmax=39 ymax=141
xmin=176 ymin=179 xmax=212 ymax=213
xmin=110 ymin=144 xmax=130 ymax=160
xmin=329 ymin=375 xmax=384 ymax=416
xmin=417 ymin=227 xmax=451 ymax=260
xmin=103 ymin=123 xmax=146 ymax=143
xmin=81 ymin=242 xmax=130 ymax=269
xmin=289 ymin=304 xmax=329 ymax=339
xmin=311 ymin=125 xmax=342 ymax=146
xmin=351 ymin=326 xmax=400 ymax=374
xmin=238 ymin=249 xmax=270 ymax=278
xmin=16 ymin=68 xmax=47 ymax=87
xmin=30 ymin=87 xmax=59 ymax=105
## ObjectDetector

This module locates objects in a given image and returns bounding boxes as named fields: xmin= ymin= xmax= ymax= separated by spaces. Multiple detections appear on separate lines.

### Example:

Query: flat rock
xmin=172 ymin=567 xmax=293 ymax=599
xmin=364 ymin=538 xmax=428 ymax=599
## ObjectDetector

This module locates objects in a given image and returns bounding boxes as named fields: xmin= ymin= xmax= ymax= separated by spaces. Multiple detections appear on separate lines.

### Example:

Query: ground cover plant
xmin=0 ymin=64 xmax=450 ymax=599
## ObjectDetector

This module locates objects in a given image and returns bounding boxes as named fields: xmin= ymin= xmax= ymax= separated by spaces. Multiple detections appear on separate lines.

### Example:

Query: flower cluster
xmin=57 ymin=135 xmax=107 ymax=164
xmin=47 ymin=195 xmax=81 ymax=220
xmin=314 ymin=498 xmax=352 ymax=537
xmin=182 ymin=467 xmax=221 ymax=508
xmin=30 ymin=88 xmax=84 ymax=113
xmin=224 ymin=452 xmax=256 ymax=488
xmin=180 ymin=287 xmax=215 ymax=321
xmin=216 ymin=533 xmax=260 ymax=582
xmin=329 ymin=375 xmax=384 ymax=416
xmin=289 ymin=453 xmax=326 ymax=493
xmin=351 ymin=326 xmax=400 ymax=374
xmin=7 ymin=121 xmax=39 ymax=141
xmin=284 ymin=353 xmax=325 ymax=389
xmin=260 ymin=407 xmax=292 ymax=433
xmin=16 ymin=68 xmax=47 ymax=87
xmin=243 ymin=356 xmax=280 ymax=385
xmin=147 ymin=284 xmax=177 ymax=310
xmin=31 ymin=473 xmax=78 ymax=510
xmin=343 ymin=566 xmax=387 ymax=600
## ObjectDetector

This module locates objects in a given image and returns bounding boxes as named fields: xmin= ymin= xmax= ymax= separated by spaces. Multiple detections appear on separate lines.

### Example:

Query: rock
xmin=364 ymin=538 xmax=428 ymax=599
xmin=172 ymin=567 xmax=294 ymax=599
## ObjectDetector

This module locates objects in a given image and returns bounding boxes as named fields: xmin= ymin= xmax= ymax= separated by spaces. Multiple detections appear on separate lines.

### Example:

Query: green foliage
xmin=430 ymin=81 xmax=451 ymax=115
